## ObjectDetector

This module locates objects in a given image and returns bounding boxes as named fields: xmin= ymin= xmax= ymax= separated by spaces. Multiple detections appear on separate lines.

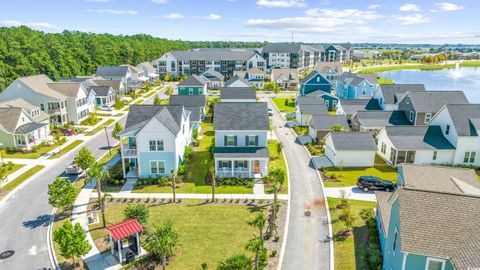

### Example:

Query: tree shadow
xmin=353 ymin=225 xmax=370 ymax=269
xmin=246 ymin=204 xmax=268 ymax=213
xmin=22 ymin=214 xmax=52 ymax=229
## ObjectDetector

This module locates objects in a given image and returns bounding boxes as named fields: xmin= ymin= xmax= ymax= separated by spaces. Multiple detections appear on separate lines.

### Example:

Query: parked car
xmin=268 ymin=108 xmax=273 ymax=116
xmin=65 ymin=159 xmax=83 ymax=175
xmin=356 ymin=176 xmax=395 ymax=192
xmin=100 ymin=105 xmax=113 ymax=111
xmin=61 ymin=128 xmax=75 ymax=136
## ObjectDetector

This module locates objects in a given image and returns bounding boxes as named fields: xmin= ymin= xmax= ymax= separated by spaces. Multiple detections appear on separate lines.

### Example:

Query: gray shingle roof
xmin=262 ymin=43 xmax=302 ymax=54
xmin=47 ymin=82 xmax=84 ymax=98
xmin=220 ymin=87 xmax=256 ymax=100
xmin=300 ymin=70 xmax=321 ymax=84
xmin=96 ymin=66 xmax=130 ymax=77
xmin=309 ymin=115 xmax=350 ymax=131
xmin=0 ymin=108 xmax=23 ymax=133
xmin=375 ymin=191 xmax=394 ymax=236
xmin=353 ymin=110 xmax=411 ymax=128
xmin=121 ymin=105 xmax=188 ymax=135
xmin=170 ymin=48 xmax=260 ymax=62
xmin=338 ymin=72 xmax=377 ymax=85
xmin=15 ymin=122 xmax=47 ymax=134
xmin=379 ymin=84 xmax=426 ymax=105
xmin=88 ymin=86 xmax=114 ymax=97
xmin=0 ymin=98 xmax=50 ymax=122
xmin=17 ymin=75 xmax=66 ymax=100
xmin=444 ymin=104 xmax=480 ymax=136
xmin=397 ymin=188 xmax=480 ymax=269
xmin=137 ymin=62 xmax=156 ymax=74
xmin=169 ymin=95 xmax=206 ymax=107
xmin=314 ymin=62 xmax=343 ymax=74
xmin=383 ymin=125 xmax=455 ymax=150
xmin=225 ymin=75 xmax=251 ymax=87
xmin=178 ymin=74 xmax=208 ymax=87
xmin=92 ymin=80 xmax=123 ymax=91
xmin=406 ymin=91 xmax=469 ymax=113
xmin=214 ymin=102 xmax=269 ymax=131
xmin=214 ymin=147 xmax=269 ymax=158
xmin=400 ymin=164 xmax=480 ymax=194
xmin=202 ymin=68 xmax=224 ymax=81
xmin=328 ymin=132 xmax=377 ymax=151
xmin=299 ymin=104 xmax=328 ymax=116
xmin=297 ymin=95 xmax=326 ymax=105
xmin=271 ymin=68 xmax=298 ymax=82
xmin=339 ymin=98 xmax=382 ymax=115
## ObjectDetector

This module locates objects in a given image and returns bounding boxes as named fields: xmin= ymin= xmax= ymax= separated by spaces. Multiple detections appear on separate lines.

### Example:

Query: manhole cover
xmin=0 ymin=250 xmax=15 ymax=260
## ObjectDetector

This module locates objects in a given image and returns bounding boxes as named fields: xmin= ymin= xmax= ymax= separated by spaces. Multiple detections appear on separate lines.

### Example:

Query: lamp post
xmin=104 ymin=126 xmax=112 ymax=156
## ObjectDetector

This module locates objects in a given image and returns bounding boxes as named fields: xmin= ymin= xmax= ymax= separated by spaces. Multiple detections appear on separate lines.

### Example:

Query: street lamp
xmin=104 ymin=126 xmax=112 ymax=156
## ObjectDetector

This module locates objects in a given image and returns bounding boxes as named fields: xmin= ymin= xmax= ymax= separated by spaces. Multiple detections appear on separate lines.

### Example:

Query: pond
xmin=379 ymin=67 xmax=480 ymax=102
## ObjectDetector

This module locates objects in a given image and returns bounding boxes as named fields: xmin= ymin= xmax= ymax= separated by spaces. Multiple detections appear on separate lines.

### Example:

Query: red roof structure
xmin=107 ymin=219 xmax=144 ymax=241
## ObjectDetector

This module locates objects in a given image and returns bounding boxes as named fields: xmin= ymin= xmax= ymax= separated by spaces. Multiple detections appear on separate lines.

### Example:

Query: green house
xmin=376 ymin=164 xmax=480 ymax=270
xmin=177 ymin=75 xmax=208 ymax=96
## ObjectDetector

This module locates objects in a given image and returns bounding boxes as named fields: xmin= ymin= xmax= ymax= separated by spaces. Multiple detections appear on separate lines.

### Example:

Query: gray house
xmin=398 ymin=91 xmax=469 ymax=125
xmin=374 ymin=84 xmax=425 ymax=110
xmin=168 ymin=95 xmax=207 ymax=131
xmin=351 ymin=110 xmax=411 ymax=135
xmin=308 ymin=114 xmax=350 ymax=140
xmin=220 ymin=87 xmax=257 ymax=102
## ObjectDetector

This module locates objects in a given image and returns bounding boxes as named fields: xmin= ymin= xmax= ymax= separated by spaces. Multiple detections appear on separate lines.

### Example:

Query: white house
xmin=376 ymin=126 xmax=455 ymax=166
xmin=324 ymin=132 xmax=377 ymax=167
xmin=225 ymin=75 xmax=251 ymax=88
xmin=213 ymin=102 xmax=270 ymax=178
xmin=47 ymin=82 xmax=93 ymax=124
xmin=374 ymin=84 xmax=425 ymax=110
xmin=117 ymin=105 xmax=192 ymax=179
xmin=429 ymin=104 xmax=480 ymax=166
xmin=202 ymin=69 xmax=224 ymax=89
xmin=137 ymin=62 xmax=159 ymax=83
xmin=220 ymin=87 xmax=257 ymax=103
xmin=233 ymin=68 xmax=266 ymax=89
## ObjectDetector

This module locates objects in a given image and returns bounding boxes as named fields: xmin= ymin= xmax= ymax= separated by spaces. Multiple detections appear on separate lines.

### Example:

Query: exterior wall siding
xmin=139 ymin=152 xmax=175 ymax=178
xmin=178 ymin=86 xmax=205 ymax=95
xmin=215 ymin=130 xmax=267 ymax=147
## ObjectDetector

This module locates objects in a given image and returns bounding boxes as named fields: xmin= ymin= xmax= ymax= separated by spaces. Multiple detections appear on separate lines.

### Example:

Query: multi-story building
xmin=155 ymin=48 xmax=266 ymax=78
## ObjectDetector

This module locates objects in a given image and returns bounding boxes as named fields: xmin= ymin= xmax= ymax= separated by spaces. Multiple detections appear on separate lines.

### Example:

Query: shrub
xmin=216 ymin=177 xmax=253 ymax=186
xmin=270 ymin=250 xmax=277 ymax=257
xmin=157 ymin=176 xmax=170 ymax=186
xmin=124 ymin=204 xmax=149 ymax=225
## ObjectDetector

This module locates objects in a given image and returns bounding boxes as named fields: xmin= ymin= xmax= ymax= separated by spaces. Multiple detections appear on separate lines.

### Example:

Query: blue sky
xmin=0 ymin=0 xmax=478 ymax=44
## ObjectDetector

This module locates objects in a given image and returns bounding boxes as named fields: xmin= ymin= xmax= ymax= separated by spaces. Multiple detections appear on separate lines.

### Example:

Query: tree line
xmin=0 ymin=26 xmax=268 ymax=91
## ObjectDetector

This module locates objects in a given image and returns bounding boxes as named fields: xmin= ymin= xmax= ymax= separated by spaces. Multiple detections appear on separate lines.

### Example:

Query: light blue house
xmin=335 ymin=72 xmax=378 ymax=100
xmin=118 ymin=105 xmax=192 ymax=179
xmin=376 ymin=164 xmax=480 ymax=270
xmin=299 ymin=71 xmax=332 ymax=96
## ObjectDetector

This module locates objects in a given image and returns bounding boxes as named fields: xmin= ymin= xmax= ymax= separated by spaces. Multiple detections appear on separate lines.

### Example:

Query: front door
xmin=253 ymin=161 xmax=261 ymax=174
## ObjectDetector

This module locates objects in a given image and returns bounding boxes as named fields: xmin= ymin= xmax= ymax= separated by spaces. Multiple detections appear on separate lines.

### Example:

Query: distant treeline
xmin=0 ymin=26 xmax=268 ymax=91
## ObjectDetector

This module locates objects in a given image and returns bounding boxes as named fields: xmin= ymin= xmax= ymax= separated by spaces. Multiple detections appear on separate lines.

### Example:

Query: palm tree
xmin=87 ymin=162 xmax=109 ymax=227
xmin=250 ymin=213 xmax=267 ymax=239
xmin=267 ymin=168 xmax=285 ymax=235
xmin=96 ymin=193 xmax=112 ymax=224
xmin=217 ymin=254 xmax=253 ymax=270
xmin=144 ymin=221 xmax=179 ymax=270
xmin=209 ymin=166 xmax=216 ymax=202
xmin=245 ymin=237 xmax=264 ymax=270
xmin=171 ymin=169 xmax=177 ymax=203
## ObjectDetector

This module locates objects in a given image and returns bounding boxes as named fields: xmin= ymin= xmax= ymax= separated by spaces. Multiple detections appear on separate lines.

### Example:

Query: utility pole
xmin=104 ymin=126 xmax=112 ymax=156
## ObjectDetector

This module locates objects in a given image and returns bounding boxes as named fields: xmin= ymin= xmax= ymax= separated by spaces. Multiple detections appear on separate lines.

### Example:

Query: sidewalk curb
xmin=273 ymin=99 xmax=335 ymax=270
xmin=0 ymin=165 xmax=45 ymax=208
xmin=47 ymin=207 xmax=60 ymax=270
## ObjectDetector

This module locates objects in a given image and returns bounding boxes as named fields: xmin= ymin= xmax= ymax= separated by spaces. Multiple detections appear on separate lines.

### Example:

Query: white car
xmin=268 ymin=108 xmax=273 ymax=116
xmin=65 ymin=160 xmax=83 ymax=175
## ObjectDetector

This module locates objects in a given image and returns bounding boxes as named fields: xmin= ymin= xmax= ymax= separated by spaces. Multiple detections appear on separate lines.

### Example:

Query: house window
xmin=218 ymin=160 xmax=231 ymax=169
xmin=433 ymin=151 xmax=437 ymax=160
xmin=406 ymin=97 xmax=410 ymax=104
xmin=445 ymin=125 xmax=450 ymax=135
xmin=246 ymin=135 xmax=258 ymax=147
xmin=316 ymin=77 xmax=320 ymax=82
xmin=409 ymin=111 xmax=414 ymax=122
xmin=234 ymin=160 xmax=248 ymax=169
xmin=381 ymin=143 xmax=386 ymax=154
xmin=40 ymin=104 xmax=45 ymax=111
xmin=392 ymin=228 xmax=398 ymax=253
xmin=426 ymin=258 xmax=446 ymax=270
xmin=149 ymin=140 xmax=164 ymax=151
xmin=189 ymin=88 xmax=193 ymax=95
xmin=225 ymin=135 xmax=236 ymax=146
xmin=150 ymin=160 xmax=165 ymax=174
xmin=464 ymin=152 xmax=476 ymax=163
xmin=425 ymin=113 xmax=432 ymax=123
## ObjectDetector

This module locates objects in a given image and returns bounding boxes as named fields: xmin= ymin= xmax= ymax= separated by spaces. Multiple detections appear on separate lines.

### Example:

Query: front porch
xmin=213 ymin=147 xmax=270 ymax=179
xmin=389 ymin=149 xmax=416 ymax=166
xmin=13 ymin=123 xmax=50 ymax=150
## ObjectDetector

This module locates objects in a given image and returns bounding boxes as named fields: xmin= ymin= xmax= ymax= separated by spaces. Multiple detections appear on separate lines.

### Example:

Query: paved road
xmin=0 ymin=90 xmax=162 ymax=270
xmin=266 ymin=98 xmax=331 ymax=270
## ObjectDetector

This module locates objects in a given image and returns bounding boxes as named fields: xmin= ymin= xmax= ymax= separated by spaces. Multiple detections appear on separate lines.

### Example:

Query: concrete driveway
xmin=266 ymin=98 xmax=331 ymax=270
xmin=324 ymin=186 xmax=377 ymax=202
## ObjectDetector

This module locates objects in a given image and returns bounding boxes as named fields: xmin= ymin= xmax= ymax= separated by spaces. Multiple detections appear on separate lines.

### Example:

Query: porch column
xmin=24 ymin=135 xmax=30 ymax=150
xmin=120 ymin=139 xmax=126 ymax=177
xmin=249 ymin=160 xmax=252 ymax=178
xmin=117 ymin=240 xmax=122 ymax=262
xmin=231 ymin=161 xmax=234 ymax=177
xmin=109 ymin=235 xmax=114 ymax=255
xmin=135 ymin=232 xmax=140 ymax=255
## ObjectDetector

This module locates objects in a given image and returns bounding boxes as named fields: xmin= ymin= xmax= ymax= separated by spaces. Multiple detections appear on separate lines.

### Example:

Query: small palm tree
xmin=87 ymin=162 xmax=109 ymax=227
xmin=96 ymin=193 xmax=112 ymax=224
xmin=266 ymin=168 xmax=285 ymax=235
xmin=245 ymin=237 xmax=264 ymax=270
xmin=171 ymin=169 xmax=177 ymax=203
xmin=210 ymin=166 xmax=216 ymax=202
xmin=144 ymin=221 xmax=179 ymax=270
xmin=250 ymin=213 xmax=267 ymax=239
xmin=218 ymin=254 xmax=253 ymax=270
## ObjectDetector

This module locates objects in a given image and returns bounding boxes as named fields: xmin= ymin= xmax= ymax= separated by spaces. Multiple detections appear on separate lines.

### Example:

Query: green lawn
xmin=0 ymin=165 xmax=45 ymax=199
xmin=272 ymin=97 xmax=295 ymax=113
xmin=143 ymin=91 xmax=156 ymax=98
xmin=85 ymin=119 xmax=116 ymax=136
xmin=266 ymin=140 xmax=288 ymax=194
xmin=328 ymin=198 xmax=378 ymax=270
xmin=134 ymin=99 xmax=144 ymax=105
xmin=323 ymin=156 xmax=397 ymax=187
xmin=328 ymin=110 xmax=337 ymax=115
xmin=378 ymin=77 xmax=395 ymax=84
xmin=356 ymin=63 xmax=456 ymax=74
xmin=89 ymin=201 xmax=262 ymax=270
xmin=461 ymin=61 xmax=480 ymax=67
xmin=292 ymin=125 xmax=309 ymax=136
xmin=133 ymin=122 xmax=254 ymax=194
xmin=3 ymin=141 xmax=67 ymax=159
xmin=47 ymin=140 xmax=84 ymax=159
xmin=161 ymin=98 xmax=170 ymax=104
xmin=1 ymin=164 xmax=25 ymax=177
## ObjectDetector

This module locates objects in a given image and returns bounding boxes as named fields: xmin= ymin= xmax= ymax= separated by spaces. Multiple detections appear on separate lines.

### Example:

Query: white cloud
xmin=399 ymin=4 xmax=421 ymax=12
xmin=151 ymin=0 xmax=168 ymax=3
xmin=305 ymin=8 xmax=383 ymax=20
xmin=435 ymin=2 xmax=464 ymax=11
xmin=0 ymin=20 xmax=59 ymax=30
xmin=87 ymin=9 xmax=138 ymax=15
xmin=389 ymin=14 xmax=430 ymax=25
xmin=256 ymin=0 xmax=306 ymax=8
xmin=368 ymin=4 xmax=381 ymax=9
xmin=203 ymin=14 xmax=221 ymax=20
xmin=86 ymin=0 xmax=115 ymax=2
xmin=163 ymin=13 xmax=184 ymax=19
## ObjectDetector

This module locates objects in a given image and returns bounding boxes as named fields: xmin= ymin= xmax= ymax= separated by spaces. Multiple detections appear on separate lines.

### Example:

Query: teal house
xmin=177 ymin=74 xmax=208 ymax=95
xmin=376 ymin=164 xmax=480 ymax=270
xmin=336 ymin=72 xmax=378 ymax=100
xmin=299 ymin=71 xmax=332 ymax=96
xmin=117 ymin=105 xmax=192 ymax=179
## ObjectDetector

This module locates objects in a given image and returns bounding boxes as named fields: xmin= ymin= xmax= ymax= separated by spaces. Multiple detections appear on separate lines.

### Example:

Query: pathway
xmin=324 ymin=186 xmax=377 ymax=202
xmin=267 ymin=98 xmax=332 ymax=270
xmin=90 ymin=192 xmax=288 ymax=200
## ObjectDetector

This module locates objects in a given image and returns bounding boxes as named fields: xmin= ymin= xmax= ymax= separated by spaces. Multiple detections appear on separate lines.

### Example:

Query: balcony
xmin=122 ymin=146 xmax=137 ymax=157
xmin=48 ymin=108 xmax=61 ymax=114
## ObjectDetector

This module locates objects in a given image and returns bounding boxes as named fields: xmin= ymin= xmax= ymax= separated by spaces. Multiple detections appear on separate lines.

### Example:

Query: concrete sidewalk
xmin=91 ymin=192 xmax=289 ymax=200
xmin=325 ymin=186 xmax=377 ymax=202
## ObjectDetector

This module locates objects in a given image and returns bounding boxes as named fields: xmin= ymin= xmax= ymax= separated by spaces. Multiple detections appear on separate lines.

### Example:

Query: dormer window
xmin=405 ymin=97 xmax=410 ymax=104
xmin=445 ymin=125 xmax=450 ymax=135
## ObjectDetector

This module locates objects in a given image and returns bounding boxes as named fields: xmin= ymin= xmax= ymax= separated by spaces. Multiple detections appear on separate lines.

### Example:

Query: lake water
xmin=379 ymin=67 xmax=480 ymax=103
